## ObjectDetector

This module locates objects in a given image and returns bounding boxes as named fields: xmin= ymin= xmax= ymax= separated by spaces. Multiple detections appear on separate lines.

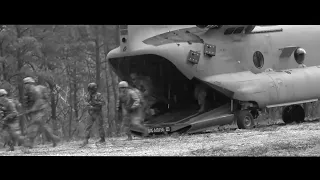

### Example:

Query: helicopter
xmin=107 ymin=25 xmax=320 ymax=136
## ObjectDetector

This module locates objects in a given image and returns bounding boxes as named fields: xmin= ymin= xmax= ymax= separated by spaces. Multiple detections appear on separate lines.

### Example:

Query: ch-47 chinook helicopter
xmin=107 ymin=25 xmax=320 ymax=136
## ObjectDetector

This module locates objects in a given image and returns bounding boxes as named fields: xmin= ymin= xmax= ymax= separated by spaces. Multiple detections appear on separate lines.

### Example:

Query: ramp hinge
xmin=203 ymin=43 xmax=216 ymax=57
xmin=187 ymin=50 xmax=200 ymax=64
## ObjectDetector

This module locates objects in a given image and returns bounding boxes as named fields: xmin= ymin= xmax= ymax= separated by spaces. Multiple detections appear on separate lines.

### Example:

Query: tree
xmin=0 ymin=24 xmax=120 ymax=140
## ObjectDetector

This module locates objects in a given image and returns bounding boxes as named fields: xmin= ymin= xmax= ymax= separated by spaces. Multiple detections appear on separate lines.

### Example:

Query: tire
xmin=282 ymin=106 xmax=293 ymax=124
xmin=291 ymin=105 xmax=305 ymax=123
xmin=236 ymin=110 xmax=254 ymax=129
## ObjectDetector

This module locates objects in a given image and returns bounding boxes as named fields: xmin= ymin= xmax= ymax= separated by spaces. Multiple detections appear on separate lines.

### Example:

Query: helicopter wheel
xmin=236 ymin=110 xmax=254 ymax=129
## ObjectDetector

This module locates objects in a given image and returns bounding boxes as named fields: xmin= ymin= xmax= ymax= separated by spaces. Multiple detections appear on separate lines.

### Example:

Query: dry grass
xmin=2 ymin=119 xmax=320 ymax=156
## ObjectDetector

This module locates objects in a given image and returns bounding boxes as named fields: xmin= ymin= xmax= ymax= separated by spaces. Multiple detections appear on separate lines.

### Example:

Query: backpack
xmin=34 ymin=85 xmax=50 ymax=103
xmin=132 ymin=88 xmax=145 ymax=107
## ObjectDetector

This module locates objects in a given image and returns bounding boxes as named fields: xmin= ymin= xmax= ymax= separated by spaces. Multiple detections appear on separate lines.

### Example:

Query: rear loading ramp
xmin=131 ymin=103 xmax=234 ymax=136
xmin=108 ymin=54 xmax=232 ymax=136
xmin=170 ymin=103 xmax=234 ymax=134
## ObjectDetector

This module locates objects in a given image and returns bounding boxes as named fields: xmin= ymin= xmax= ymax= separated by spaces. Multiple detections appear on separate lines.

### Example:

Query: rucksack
xmin=34 ymin=85 xmax=50 ymax=102
xmin=132 ymin=88 xmax=145 ymax=107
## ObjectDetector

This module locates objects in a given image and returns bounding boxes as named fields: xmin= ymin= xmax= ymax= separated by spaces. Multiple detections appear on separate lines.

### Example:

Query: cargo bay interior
xmin=108 ymin=54 xmax=230 ymax=124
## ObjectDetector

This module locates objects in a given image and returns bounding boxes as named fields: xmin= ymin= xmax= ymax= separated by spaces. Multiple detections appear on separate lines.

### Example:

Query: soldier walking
xmin=23 ymin=77 xmax=60 ymax=148
xmin=80 ymin=82 xmax=106 ymax=147
xmin=130 ymin=73 xmax=169 ymax=119
xmin=117 ymin=81 xmax=148 ymax=141
xmin=0 ymin=89 xmax=31 ymax=151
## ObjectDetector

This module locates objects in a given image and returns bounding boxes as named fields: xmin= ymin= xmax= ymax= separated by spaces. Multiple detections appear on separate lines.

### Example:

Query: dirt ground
xmin=1 ymin=118 xmax=320 ymax=156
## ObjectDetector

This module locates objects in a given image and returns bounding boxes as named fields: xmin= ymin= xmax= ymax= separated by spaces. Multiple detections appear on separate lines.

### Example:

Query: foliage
xmin=0 ymin=25 xmax=120 ymax=139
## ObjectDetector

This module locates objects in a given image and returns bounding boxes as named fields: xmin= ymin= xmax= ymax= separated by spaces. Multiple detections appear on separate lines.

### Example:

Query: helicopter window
xmin=294 ymin=47 xmax=306 ymax=64
xmin=233 ymin=27 xmax=244 ymax=34
xmin=224 ymin=28 xmax=236 ymax=35
xmin=253 ymin=51 xmax=264 ymax=69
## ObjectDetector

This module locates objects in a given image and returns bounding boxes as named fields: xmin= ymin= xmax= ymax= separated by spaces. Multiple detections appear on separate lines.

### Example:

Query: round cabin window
xmin=253 ymin=51 xmax=264 ymax=69
xmin=294 ymin=47 xmax=306 ymax=64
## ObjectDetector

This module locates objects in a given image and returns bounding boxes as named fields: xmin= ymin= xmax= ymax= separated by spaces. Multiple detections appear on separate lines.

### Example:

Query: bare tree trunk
xmin=103 ymin=58 xmax=111 ymax=137
xmin=111 ymin=70 xmax=119 ymax=134
xmin=73 ymin=61 xmax=79 ymax=137
xmin=15 ymin=25 xmax=27 ymax=135
xmin=0 ymin=42 xmax=3 ymax=82
xmin=105 ymin=43 xmax=119 ymax=135
xmin=95 ymin=37 xmax=101 ymax=89
xmin=49 ymin=83 xmax=58 ymax=135
xmin=106 ymin=60 xmax=116 ymax=136
xmin=68 ymin=66 xmax=73 ymax=139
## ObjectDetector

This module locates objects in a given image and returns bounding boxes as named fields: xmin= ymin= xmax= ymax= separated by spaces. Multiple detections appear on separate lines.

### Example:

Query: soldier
xmin=1 ymin=94 xmax=23 ymax=148
xmin=130 ymin=73 xmax=155 ymax=116
xmin=194 ymin=83 xmax=208 ymax=113
xmin=80 ymin=82 xmax=106 ymax=147
xmin=117 ymin=81 xmax=148 ymax=140
xmin=130 ymin=73 xmax=169 ymax=118
xmin=0 ymin=89 xmax=30 ymax=151
xmin=23 ymin=77 xmax=60 ymax=148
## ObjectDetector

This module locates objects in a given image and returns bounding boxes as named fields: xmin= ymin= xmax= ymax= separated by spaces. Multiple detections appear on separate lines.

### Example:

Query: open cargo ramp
xmin=131 ymin=103 xmax=234 ymax=136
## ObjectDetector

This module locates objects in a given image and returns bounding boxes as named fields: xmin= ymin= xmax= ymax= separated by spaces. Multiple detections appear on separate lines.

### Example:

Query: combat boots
xmin=52 ymin=137 xmax=60 ymax=147
xmin=126 ymin=134 xmax=133 ymax=141
xmin=6 ymin=144 xmax=14 ymax=152
xmin=95 ymin=137 xmax=105 ymax=145
xmin=80 ymin=138 xmax=89 ymax=148
xmin=49 ymin=134 xmax=61 ymax=147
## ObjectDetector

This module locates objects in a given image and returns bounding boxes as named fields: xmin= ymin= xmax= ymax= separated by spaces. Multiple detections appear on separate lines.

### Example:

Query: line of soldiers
xmin=0 ymin=77 xmax=60 ymax=152
xmin=67 ymin=72 xmax=208 ymax=146
xmin=80 ymin=80 xmax=149 ymax=147
xmin=1 ymin=73 xmax=210 ymax=151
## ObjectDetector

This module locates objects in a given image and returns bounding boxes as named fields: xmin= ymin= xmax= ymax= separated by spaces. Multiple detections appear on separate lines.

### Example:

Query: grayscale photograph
xmin=0 ymin=25 xmax=320 ymax=156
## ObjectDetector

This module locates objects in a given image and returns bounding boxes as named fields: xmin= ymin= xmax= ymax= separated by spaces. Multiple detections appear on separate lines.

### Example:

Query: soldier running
xmin=117 ymin=81 xmax=148 ymax=140
xmin=130 ymin=73 xmax=169 ymax=119
xmin=23 ymin=77 xmax=60 ymax=148
xmin=80 ymin=82 xmax=106 ymax=147
xmin=0 ymin=89 xmax=31 ymax=151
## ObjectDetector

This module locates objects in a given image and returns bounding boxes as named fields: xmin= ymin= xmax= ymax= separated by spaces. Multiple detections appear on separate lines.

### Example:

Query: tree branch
xmin=23 ymin=61 xmax=36 ymax=72
xmin=98 ymin=42 xmax=105 ymax=48
xmin=21 ymin=28 xmax=30 ymax=35
xmin=7 ymin=72 xmax=21 ymax=82
xmin=83 ymin=51 xmax=95 ymax=56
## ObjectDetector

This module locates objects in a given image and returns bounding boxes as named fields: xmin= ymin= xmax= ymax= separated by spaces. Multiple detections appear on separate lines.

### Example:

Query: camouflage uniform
xmin=118 ymin=81 xmax=148 ymax=140
xmin=131 ymin=73 xmax=169 ymax=118
xmin=0 ymin=97 xmax=29 ymax=151
xmin=1 ymin=98 xmax=23 ymax=148
xmin=23 ymin=79 xmax=60 ymax=148
xmin=84 ymin=91 xmax=106 ymax=141
xmin=116 ymin=93 xmax=128 ymax=134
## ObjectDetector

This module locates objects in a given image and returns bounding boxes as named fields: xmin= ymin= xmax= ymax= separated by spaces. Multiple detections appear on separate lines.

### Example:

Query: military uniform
xmin=23 ymin=78 xmax=60 ymax=148
xmin=131 ymin=74 xmax=169 ymax=118
xmin=84 ymin=92 xmax=106 ymax=141
xmin=118 ymin=81 xmax=148 ymax=140
xmin=116 ymin=93 xmax=128 ymax=134
xmin=194 ymin=84 xmax=208 ymax=113
xmin=0 ymin=97 xmax=29 ymax=151
xmin=80 ymin=83 xmax=106 ymax=147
